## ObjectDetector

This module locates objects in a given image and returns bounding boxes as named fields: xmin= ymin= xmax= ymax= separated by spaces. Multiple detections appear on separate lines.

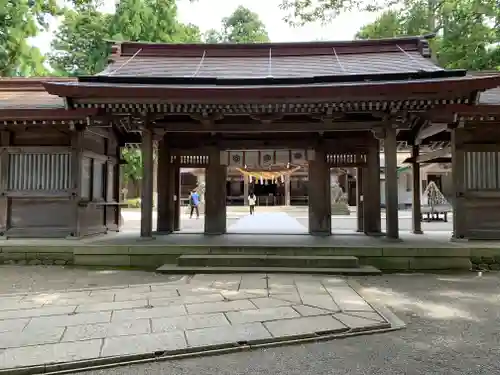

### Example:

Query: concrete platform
xmin=161 ymin=254 xmax=381 ymax=275
xmin=0 ymin=274 xmax=402 ymax=374
xmin=0 ymin=231 xmax=499 ymax=271
xmin=156 ymin=265 xmax=382 ymax=275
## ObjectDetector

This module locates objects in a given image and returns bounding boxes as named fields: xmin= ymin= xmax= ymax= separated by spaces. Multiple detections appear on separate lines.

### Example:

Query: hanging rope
xmin=235 ymin=166 xmax=301 ymax=182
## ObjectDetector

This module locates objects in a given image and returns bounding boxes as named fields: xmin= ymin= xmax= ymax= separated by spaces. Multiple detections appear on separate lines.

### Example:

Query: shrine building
xmin=1 ymin=35 xmax=500 ymax=240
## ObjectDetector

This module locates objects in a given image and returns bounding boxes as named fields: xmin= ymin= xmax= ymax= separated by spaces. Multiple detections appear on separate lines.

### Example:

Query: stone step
xmin=177 ymin=255 xmax=360 ymax=268
xmin=156 ymin=264 xmax=381 ymax=275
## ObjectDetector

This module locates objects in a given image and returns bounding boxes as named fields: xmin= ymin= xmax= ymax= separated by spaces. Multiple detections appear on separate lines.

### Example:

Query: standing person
xmin=248 ymin=192 xmax=256 ymax=215
xmin=189 ymin=189 xmax=200 ymax=219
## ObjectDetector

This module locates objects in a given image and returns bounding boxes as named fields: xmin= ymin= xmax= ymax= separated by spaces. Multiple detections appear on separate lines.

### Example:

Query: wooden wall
xmin=0 ymin=128 xmax=72 ymax=237
xmin=453 ymin=126 xmax=500 ymax=239
xmin=0 ymin=126 xmax=121 ymax=238
xmin=78 ymin=128 xmax=121 ymax=237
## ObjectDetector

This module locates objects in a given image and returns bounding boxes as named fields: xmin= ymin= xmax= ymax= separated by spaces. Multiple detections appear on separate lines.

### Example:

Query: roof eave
xmin=42 ymin=75 xmax=500 ymax=104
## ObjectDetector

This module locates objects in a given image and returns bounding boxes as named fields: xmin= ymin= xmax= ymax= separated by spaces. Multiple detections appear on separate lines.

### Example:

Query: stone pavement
xmin=228 ymin=212 xmax=307 ymax=233
xmin=121 ymin=208 xmax=453 ymax=234
xmin=0 ymin=273 xmax=400 ymax=373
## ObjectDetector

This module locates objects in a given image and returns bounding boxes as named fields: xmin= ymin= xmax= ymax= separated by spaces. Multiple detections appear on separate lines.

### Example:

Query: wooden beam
xmin=413 ymin=146 xmax=451 ymax=164
xmin=433 ymin=104 xmax=500 ymax=116
xmin=154 ymin=121 xmax=388 ymax=133
xmin=0 ymin=108 xmax=98 ymax=121
xmin=165 ymin=137 xmax=371 ymax=151
xmin=415 ymin=122 xmax=450 ymax=144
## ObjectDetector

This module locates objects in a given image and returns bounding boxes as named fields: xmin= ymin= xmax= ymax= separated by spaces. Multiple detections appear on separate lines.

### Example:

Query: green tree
xmin=142 ymin=0 xmax=201 ymax=43
xmin=0 ymin=0 xmax=59 ymax=76
xmin=279 ymin=0 xmax=500 ymax=31
xmin=110 ymin=0 xmax=149 ymax=41
xmin=121 ymin=148 xmax=143 ymax=185
xmin=50 ymin=1 xmax=111 ymax=75
xmin=203 ymin=29 xmax=224 ymax=43
xmin=51 ymin=0 xmax=201 ymax=75
xmin=355 ymin=0 xmax=500 ymax=70
xmin=203 ymin=6 xmax=270 ymax=43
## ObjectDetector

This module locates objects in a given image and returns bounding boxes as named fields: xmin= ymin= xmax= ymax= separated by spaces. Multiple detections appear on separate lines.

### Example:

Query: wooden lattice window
xmin=8 ymin=153 xmax=71 ymax=191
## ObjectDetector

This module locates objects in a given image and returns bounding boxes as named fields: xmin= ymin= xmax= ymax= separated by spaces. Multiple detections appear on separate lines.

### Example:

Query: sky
xmin=33 ymin=0 xmax=379 ymax=53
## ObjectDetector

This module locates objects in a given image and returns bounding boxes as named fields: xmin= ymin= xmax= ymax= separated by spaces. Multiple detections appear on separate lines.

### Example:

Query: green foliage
xmin=121 ymin=148 xmax=143 ymax=184
xmin=50 ymin=2 xmax=111 ymax=76
xmin=279 ymin=0 xmax=393 ymax=26
xmin=354 ymin=0 xmax=500 ymax=70
xmin=50 ymin=0 xmax=202 ymax=75
xmin=0 ymin=0 xmax=59 ymax=76
xmin=203 ymin=29 xmax=224 ymax=43
xmin=124 ymin=198 xmax=141 ymax=208
xmin=203 ymin=6 xmax=270 ymax=43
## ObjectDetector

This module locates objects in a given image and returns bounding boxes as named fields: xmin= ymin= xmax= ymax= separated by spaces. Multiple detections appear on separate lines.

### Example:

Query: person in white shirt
xmin=248 ymin=193 xmax=256 ymax=215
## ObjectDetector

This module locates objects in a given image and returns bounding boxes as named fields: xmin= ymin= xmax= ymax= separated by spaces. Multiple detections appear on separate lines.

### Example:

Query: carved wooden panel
xmin=220 ymin=150 xmax=313 ymax=167
xmin=174 ymin=155 xmax=209 ymax=166
xmin=326 ymin=152 xmax=367 ymax=167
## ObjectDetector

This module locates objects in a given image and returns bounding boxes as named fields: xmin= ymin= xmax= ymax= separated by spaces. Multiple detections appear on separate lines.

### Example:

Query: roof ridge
xmin=114 ymin=35 xmax=433 ymax=58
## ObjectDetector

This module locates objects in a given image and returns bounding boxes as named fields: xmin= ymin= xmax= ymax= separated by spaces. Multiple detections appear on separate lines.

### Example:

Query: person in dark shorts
xmin=248 ymin=192 xmax=256 ymax=215
xmin=189 ymin=190 xmax=200 ymax=219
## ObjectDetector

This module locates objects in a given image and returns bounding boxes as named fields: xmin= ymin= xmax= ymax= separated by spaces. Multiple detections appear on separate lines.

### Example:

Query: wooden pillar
xmin=173 ymin=161 xmax=181 ymax=231
xmin=451 ymin=128 xmax=466 ymax=239
xmin=356 ymin=167 xmax=364 ymax=232
xmin=140 ymin=127 xmax=154 ymax=238
xmin=115 ymin=145 xmax=122 ymax=229
xmin=156 ymin=137 xmax=173 ymax=233
xmin=243 ymin=177 xmax=249 ymax=205
xmin=363 ymin=136 xmax=381 ymax=234
xmin=384 ymin=126 xmax=399 ymax=239
xmin=69 ymin=129 xmax=84 ymax=238
xmin=308 ymin=148 xmax=331 ymax=236
xmin=0 ymin=131 xmax=11 ymax=237
xmin=205 ymin=148 xmax=226 ymax=235
xmin=284 ymin=174 xmax=291 ymax=206
xmin=411 ymin=145 xmax=423 ymax=234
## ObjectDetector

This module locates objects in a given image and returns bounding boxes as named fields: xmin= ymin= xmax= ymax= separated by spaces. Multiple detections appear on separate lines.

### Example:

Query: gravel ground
xmin=2 ymin=267 xmax=498 ymax=375
xmin=79 ymin=272 xmax=500 ymax=375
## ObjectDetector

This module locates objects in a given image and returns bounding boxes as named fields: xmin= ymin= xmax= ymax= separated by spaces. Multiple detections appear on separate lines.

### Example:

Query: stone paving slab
xmin=0 ymin=273 xmax=401 ymax=374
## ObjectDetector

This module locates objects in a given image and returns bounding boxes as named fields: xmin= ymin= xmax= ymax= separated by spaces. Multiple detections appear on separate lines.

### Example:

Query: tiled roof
xmin=100 ymin=37 xmax=441 ymax=78
xmin=468 ymin=71 xmax=500 ymax=105
xmin=0 ymin=78 xmax=75 ymax=110
xmin=0 ymin=90 xmax=64 ymax=109
xmin=100 ymin=51 xmax=442 ymax=78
